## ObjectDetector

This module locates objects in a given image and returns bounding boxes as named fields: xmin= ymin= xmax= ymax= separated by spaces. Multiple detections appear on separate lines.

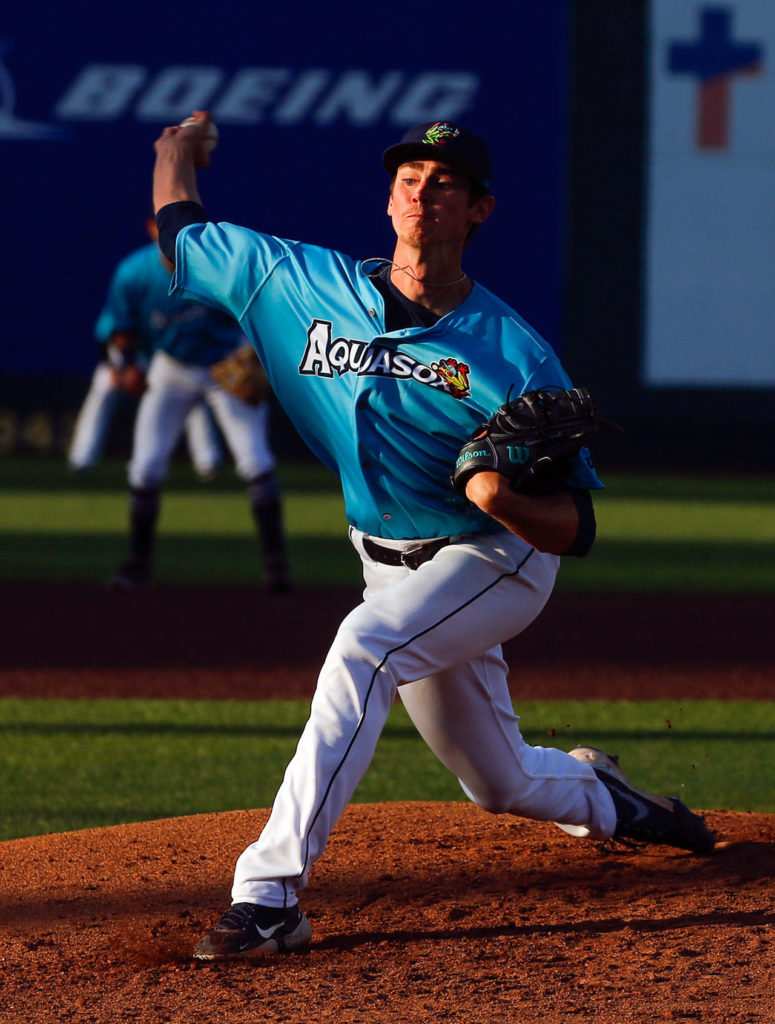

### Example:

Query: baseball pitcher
xmin=149 ymin=114 xmax=714 ymax=960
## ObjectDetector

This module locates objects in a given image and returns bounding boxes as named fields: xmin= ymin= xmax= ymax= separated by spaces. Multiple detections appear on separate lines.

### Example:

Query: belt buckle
xmin=400 ymin=543 xmax=426 ymax=571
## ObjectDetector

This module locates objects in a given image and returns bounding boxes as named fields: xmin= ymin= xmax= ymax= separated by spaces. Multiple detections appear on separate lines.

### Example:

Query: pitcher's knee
xmin=458 ymin=779 xmax=516 ymax=815
xmin=476 ymin=796 xmax=515 ymax=815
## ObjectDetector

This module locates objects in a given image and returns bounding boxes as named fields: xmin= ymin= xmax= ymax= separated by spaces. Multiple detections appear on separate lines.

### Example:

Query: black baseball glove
xmin=451 ymin=386 xmax=599 ymax=497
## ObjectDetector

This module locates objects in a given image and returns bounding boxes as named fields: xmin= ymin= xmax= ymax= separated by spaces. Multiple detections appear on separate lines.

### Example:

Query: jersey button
xmin=382 ymin=513 xmax=391 ymax=520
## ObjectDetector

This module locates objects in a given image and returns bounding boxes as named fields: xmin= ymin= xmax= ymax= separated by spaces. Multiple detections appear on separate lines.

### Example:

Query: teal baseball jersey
xmin=95 ymin=242 xmax=244 ymax=367
xmin=172 ymin=223 xmax=602 ymax=539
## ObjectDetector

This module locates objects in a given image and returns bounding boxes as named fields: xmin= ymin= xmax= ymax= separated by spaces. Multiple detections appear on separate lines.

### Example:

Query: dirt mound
xmin=2 ymin=804 xmax=773 ymax=1024
xmin=3 ymin=583 xmax=773 ymax=1021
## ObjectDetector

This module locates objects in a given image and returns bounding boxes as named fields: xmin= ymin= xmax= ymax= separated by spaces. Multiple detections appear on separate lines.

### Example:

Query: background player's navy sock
xmin=247 ymin=472 xmax=291 ymax=590
xmin=128 ymin=485 xmax=161 ymax=567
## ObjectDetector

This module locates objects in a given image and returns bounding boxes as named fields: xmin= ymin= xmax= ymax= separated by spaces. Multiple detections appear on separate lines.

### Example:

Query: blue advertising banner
xmin=1 ymin=3 xmax=569 ymax=380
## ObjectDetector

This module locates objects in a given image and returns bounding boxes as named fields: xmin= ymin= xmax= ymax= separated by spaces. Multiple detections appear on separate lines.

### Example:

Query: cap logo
xmin=422 ymin=122 xmax=460 ymax=147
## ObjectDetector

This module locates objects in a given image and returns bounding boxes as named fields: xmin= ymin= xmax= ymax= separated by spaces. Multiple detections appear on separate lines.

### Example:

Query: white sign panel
xmin=645 ymin=1 xmax=775 ymax=388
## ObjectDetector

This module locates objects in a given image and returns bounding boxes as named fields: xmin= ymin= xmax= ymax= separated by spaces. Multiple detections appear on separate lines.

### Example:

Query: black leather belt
xmin=362 ymin=535 xmax=452 ymax=571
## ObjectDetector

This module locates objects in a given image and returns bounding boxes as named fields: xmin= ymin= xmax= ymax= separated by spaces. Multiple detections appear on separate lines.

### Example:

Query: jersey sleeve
xmin=171 ymin=222 xmax=291 ymax=322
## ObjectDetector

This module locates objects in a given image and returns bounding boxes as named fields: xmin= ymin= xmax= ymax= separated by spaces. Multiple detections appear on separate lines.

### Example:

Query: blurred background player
xmin=67 ymin=319 xmax=224 ymax=480
xmin=103 ymin=215 xmax=292 ymax=593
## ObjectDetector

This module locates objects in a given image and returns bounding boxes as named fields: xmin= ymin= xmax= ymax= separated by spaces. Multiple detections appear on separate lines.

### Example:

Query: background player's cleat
xmin=267 ymin=570 xmax=294 ymax=594
xmin=264 ymin=552 xmax=293 ymax=594
xmin=193 ymin=902 xmax=312 ymax=960
xmin=569 ymin=747 xmax=716 ymax=854
xmin=106 ymin=558 xmax=152 ymax=591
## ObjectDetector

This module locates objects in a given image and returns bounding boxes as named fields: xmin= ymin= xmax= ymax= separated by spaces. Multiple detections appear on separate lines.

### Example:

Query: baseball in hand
xmin=178 ymin=115 xmax=219 ymax=165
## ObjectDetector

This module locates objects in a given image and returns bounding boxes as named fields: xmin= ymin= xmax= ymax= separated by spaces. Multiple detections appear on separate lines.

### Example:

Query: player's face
xmin=388 ymin=160 xmax=492 ymax=249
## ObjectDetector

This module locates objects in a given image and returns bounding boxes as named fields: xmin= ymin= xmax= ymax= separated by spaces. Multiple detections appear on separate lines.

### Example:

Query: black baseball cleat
xmin=106 ymin=558 xmax=152 ymax=591
xmin=193 ymin=902 xmax=312 ymax=960
xmin=569 ymin=747 xmax=716 ymax=854
xmin=265 ymin=556 xmax=294 ymax=594
xmin=267 ymin=572 xmax=294 ymax=594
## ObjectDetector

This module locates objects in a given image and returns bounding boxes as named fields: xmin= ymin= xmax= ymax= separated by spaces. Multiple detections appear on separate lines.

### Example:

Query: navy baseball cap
xmin=383 ymin=121 xmax=493 ymax=194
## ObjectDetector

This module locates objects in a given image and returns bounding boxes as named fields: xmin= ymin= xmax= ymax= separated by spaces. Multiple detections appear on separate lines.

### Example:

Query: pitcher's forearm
xmin=465 ymin=472 xmax=580 ymax=555
xmin=153 ymin=144 xmax=203 ymax=213
xmin=152 ymin=115 xmax=214 ymax=212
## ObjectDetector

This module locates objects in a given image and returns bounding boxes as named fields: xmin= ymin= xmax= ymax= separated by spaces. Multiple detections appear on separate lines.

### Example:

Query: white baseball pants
xmin=68 ymin=362 xmax=121 ymax=470
xmin=68 ymin=359 xmax=223 ymax=475
xmin=128 ymin=350 xmax=274 ymax=488
xmin=231 ymin=529 xmax=617 ymax=908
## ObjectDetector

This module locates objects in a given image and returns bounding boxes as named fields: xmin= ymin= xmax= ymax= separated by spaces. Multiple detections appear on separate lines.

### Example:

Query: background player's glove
xmin=117 ymin=365 xmax=147 ymax=397
xmin=210 ymin=345 xmax=271 ymax=406
xmin=451 ymin=386 xmax=599 ymax=497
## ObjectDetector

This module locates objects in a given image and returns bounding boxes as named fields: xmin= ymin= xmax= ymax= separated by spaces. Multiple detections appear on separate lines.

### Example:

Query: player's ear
xmin=387 ymin=175 xmax=396 ymax=217
xmin=471 ymin=194 xmax=495 ymax=225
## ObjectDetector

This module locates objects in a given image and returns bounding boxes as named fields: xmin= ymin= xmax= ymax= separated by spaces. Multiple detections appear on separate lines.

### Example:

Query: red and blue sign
xmin=667 ymin=6 xmax=764 ymax=147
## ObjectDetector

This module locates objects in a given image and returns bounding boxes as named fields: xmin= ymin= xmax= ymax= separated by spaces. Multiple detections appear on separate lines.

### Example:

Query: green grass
xmin=1 ymin=697 xmax=772 ymax=841
xmin=0 ymin=457 xmax=360 ymax=585
xmin=1 ymin=458 xmax=774 ymax=590
xmin=0 ymin=459 xmax=772 ymax=842
xmin=567 ymin=474 xmax=775 ymax=592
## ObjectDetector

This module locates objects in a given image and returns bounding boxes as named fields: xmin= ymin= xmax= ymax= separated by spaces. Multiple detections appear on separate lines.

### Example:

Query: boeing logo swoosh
xmin=0 ymin=43 xmax=69 ymax=140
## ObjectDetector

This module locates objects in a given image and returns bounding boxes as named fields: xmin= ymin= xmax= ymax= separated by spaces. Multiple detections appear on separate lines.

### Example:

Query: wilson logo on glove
xmin=506 ymin=445 xmax=530 ymax=465
xmin=451 ymin=386 xmax=600 ymax=497
xmin=455 ymin=448 xmax=489 ymax=468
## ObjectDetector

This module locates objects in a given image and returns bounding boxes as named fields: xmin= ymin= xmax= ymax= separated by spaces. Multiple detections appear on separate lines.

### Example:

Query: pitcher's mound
xmin=2 ymin=803 xmax=773 ymax=1023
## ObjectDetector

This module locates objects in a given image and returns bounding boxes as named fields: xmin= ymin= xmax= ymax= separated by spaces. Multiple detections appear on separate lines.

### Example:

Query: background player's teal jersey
xmin=95 ymin=243 xmax=244 ymax=367
xmin=173 ymin=223 xmax=602 ymax=539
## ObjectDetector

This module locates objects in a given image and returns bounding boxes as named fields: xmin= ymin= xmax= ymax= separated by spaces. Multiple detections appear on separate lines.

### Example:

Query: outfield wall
xmin=565 ymin=1 xmax=774 ymax=471
xmin=2 ymin=1 xmax=772 ymax=470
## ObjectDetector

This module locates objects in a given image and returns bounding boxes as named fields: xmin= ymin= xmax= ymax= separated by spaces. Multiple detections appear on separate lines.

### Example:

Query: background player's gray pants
xmin=231 ymin=530 xmax=616 ymax=908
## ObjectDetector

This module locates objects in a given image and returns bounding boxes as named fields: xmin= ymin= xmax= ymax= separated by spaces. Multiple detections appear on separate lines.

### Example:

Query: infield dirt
xmin=1 ymin=583 xmax=773 ymax=1024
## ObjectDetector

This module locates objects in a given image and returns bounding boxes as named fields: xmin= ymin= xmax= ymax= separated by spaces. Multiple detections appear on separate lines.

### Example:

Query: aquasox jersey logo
xmin=298 ymin=319 xmax=472 ymax=398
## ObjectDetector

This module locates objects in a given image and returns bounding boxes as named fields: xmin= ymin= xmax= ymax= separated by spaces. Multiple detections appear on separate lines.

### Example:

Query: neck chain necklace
xmin=362 ymin=258 xmax=468 ymax=290
xmin=396 ymin=264 xmax=468 ymax=289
